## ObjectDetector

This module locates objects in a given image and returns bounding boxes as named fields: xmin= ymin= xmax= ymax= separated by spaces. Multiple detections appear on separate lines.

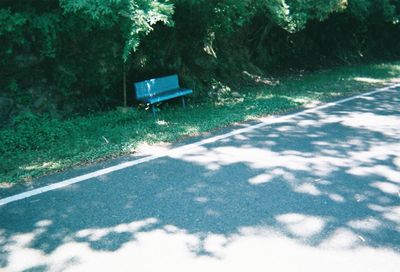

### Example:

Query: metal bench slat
xmin=134 ymin=74 xmax=180 ymax=101
xmin=145 ymin=89 xmax=193 ymax=104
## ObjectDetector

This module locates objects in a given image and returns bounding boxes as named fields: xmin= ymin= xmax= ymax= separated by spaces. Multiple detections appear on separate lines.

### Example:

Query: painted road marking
xmin=0 ymin=84 xmax=399 ymax=207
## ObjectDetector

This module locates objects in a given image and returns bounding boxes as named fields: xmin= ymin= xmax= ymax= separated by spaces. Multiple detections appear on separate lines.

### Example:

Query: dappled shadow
xmin=1 ymin=89 xmax=400 ymax=270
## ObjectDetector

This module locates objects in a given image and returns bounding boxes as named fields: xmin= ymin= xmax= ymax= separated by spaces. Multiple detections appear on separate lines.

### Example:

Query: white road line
xmin=1 ymin=84 xmax=399 ymax=207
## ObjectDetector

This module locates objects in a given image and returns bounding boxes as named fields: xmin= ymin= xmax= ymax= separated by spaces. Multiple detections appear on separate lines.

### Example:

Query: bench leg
xmin=181 ymin=96 xmax=186 ymax=108
xmin=151 ymin=104 xmax=156 ymax=117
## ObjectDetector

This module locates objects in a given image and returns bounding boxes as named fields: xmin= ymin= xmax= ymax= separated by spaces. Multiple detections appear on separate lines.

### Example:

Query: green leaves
xmin=60 ymin=0 xmax=174 ymax=60
xmin=0 ymin=9 xmax=27 ymax=35
xmin=346 ymin=0 xmax=399 ymax=23
xmin=264 ymin=0 xmax=348 ymax=33
xmin=124 ymin=0 xmax=174 ymax=60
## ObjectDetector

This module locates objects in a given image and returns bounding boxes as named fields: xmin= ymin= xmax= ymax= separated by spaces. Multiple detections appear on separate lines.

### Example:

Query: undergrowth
xmin=1 ymin=61 xmax=399 ymax=183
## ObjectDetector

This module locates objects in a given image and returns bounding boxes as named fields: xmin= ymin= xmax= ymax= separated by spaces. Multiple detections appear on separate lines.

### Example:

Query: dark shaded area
xmin=1 ymin=1 xmax=399 ymax=121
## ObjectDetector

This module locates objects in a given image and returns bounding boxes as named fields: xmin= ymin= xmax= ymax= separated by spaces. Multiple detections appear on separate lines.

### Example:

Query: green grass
xmin=1 ymin=61 xmax=399 ymax=184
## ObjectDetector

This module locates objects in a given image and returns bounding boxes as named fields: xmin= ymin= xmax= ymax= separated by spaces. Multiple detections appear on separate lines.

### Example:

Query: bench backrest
xmin=134 ymin=74 xmax=180 ymax=100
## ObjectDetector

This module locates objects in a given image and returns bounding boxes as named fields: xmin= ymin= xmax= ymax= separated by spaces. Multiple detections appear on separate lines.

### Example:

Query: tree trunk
xmin=123 ymin=63 xmax=127 ymax=107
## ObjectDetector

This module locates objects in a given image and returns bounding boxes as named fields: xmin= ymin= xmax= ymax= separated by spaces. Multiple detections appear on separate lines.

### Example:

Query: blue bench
xmin=134 ymin=74 xmax=193 ymax=116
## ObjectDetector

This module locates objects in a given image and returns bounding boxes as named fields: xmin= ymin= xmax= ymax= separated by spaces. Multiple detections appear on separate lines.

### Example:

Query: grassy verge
xmin=1 ymin=61 xmax=399 ymax=184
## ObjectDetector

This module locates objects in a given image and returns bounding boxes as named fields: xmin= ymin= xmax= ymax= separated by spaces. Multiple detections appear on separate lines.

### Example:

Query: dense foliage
xmin=1 ymin=0 xmax=399 ymax=120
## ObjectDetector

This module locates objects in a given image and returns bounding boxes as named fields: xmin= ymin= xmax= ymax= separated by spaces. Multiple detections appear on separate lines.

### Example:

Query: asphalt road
xmin=1 ymin=86 xmax=400 ymax=272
